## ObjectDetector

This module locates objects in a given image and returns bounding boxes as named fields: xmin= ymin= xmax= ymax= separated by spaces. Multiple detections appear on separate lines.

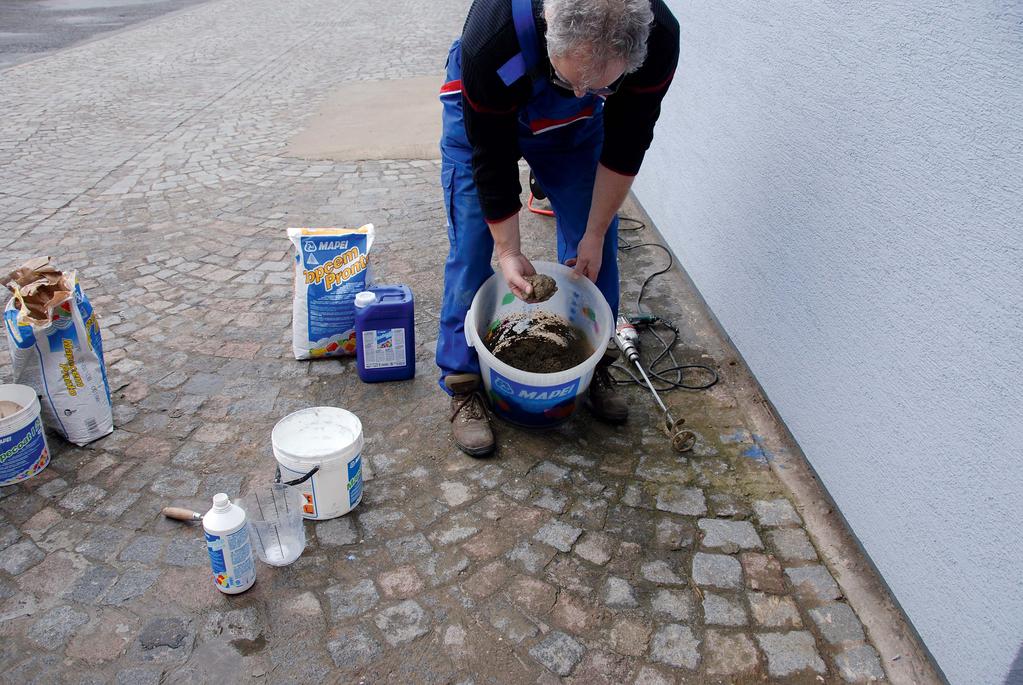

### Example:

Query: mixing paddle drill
xmin=614 ymin=315 xmax=696 ymax=452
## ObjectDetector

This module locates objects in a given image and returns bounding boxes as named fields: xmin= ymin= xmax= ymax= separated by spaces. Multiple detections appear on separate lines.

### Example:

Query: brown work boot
xmin=586 ymin=348 xmax=629 ymax=424
xmin=445 ymin=373 xmax=495 ymax=457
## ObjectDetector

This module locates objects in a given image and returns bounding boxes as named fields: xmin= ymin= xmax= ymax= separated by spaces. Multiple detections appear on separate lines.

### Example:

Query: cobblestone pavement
xmin=0 ymin=0 xmax=214 ymax=70
xmin=0 ymin=0 xmax=889 ymax=682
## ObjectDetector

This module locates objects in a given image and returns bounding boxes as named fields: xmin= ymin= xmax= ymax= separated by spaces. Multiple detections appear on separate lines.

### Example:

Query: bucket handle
xmin=464 ymin=306 xmax=476 ymax=348
xmin=274 ymin=464 xmax=320 ymax=487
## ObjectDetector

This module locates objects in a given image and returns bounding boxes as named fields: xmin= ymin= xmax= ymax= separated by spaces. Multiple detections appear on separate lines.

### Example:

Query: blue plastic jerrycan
xmin=354 ymin=285 xmax=416 ymax=382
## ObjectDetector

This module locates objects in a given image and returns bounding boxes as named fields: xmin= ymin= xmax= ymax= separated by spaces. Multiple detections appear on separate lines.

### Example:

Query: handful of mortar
xmin=523 ymin=274 xmax=557 ymax=303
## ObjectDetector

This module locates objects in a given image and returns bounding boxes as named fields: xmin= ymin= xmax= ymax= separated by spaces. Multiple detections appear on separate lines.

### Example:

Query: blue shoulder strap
xmin=511 ymin=0 xmax=541 ymax=75
xmin=496 ymin=0 xmax=545 ymax=96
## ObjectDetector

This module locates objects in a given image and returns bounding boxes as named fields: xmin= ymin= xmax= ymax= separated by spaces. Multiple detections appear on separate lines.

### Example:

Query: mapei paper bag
xmin=4 ymin=258 xmax=113 ymax=446
xmin=288 ymin=225 xmax=375 ymax=360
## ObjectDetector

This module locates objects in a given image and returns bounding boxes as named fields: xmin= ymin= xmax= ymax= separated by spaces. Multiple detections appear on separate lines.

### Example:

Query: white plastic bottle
xmin=203 ymin=493 xmax=256 ymax=594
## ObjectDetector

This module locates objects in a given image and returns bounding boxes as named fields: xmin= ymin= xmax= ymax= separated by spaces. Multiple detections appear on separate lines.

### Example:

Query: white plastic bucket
xmin=0 ymin=384 xmax=51 ymax=487
xmin=465 ymin=261 xmax=613 ymax=428
xmin=271 ymin=407 xmax=364 ymax=520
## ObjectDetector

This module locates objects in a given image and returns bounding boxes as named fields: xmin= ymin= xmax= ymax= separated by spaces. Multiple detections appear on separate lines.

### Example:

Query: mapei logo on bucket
xmin=489 ymin=370 xmax=579 ymax=426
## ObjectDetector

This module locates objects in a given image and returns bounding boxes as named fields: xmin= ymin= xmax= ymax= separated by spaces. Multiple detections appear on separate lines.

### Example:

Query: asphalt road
xmin=0 ymin=0 xmax=214 ymax=69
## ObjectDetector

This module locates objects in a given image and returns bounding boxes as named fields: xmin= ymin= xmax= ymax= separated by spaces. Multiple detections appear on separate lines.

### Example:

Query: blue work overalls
xmin=436 ymin=0 xmax=620 ymax=391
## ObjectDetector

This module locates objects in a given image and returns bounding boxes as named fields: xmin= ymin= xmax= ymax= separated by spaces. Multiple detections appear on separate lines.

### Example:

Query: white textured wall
xmin=633 ymin=1 xmax=1023 ymax=683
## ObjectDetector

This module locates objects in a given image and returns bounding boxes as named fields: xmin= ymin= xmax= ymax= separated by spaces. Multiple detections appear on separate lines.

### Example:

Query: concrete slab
xmin=286 ymin=76 xmax=444 ymax=162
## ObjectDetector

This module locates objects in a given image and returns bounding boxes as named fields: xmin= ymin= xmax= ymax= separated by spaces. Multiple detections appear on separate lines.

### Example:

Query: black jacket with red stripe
xmin=458 ymin=0 xmax=680 ymax=223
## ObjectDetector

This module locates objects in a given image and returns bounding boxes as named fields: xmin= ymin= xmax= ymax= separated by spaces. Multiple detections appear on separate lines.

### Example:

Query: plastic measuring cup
xmin=242 ymin=484 xmax=306 ymax=566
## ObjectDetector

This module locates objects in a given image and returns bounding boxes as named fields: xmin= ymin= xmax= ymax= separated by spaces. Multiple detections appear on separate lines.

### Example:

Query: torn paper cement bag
xmin=288 ymin=225 xmax=374 ymax=359
xmin=3 ymin=259 xmax=113 ymax=446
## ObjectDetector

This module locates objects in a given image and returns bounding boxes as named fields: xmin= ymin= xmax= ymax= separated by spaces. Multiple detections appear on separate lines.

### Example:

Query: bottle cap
xmin=354 ymin=291 xmax=377 ymax=308
xmin=212 ymin=493 xmax=230 ymax=511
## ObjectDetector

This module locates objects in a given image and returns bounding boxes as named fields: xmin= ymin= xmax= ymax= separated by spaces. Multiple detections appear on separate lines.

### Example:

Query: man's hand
xmin=566 ymin=230 xmax=604 ymax=283
xmin=569 ymin=163 xmax=636 ymax=284
xmin=487 ymin=212 xmax=537 ymax=301
xmin=498 ymin=251 xmax=537 ymax=300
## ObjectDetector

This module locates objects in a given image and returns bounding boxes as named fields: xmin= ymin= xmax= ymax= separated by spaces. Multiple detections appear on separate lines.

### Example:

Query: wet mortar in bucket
xmin=0 ymin=401 xmax=22 ymax=419
xmin=483 ymin=310 xmax=593 ymax=374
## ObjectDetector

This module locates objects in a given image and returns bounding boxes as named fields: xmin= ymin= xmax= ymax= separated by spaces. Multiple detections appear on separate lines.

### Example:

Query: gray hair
xmin=544 ymin=0 xmax=654 ymax=76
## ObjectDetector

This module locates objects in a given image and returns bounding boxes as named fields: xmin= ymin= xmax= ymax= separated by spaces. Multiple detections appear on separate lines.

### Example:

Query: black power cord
xmin=525 ymin=173 xmax=719 ymax=393
xmin=612 ymin=216 xmax=719 ymax=392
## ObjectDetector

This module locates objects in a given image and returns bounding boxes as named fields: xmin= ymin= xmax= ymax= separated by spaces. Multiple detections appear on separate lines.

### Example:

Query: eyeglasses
xmin=549 ymin=65 xmax=625 ymax=97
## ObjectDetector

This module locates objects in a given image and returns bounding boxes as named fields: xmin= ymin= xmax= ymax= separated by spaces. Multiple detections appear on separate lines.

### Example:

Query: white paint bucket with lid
xmin=271 ymin=406 xmax=364 ymax=520
xmin=0 ymin=384 xmax=50 ymax=487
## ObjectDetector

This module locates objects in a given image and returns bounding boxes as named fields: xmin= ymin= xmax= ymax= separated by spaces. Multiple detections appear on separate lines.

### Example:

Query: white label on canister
xmin=205 ymin=527 xmax=255 ymax=591
xmin=361 ymin=328 xmax=406 ymax=369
